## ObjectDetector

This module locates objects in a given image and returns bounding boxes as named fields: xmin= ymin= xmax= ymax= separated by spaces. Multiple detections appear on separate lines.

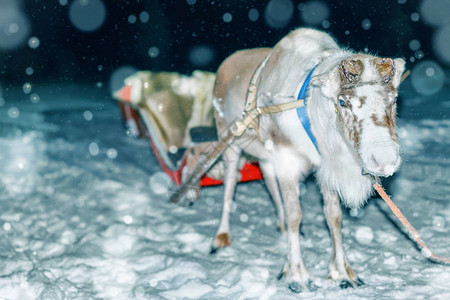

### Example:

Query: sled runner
xmin=113 ymin=70 xmax=264 ymax=190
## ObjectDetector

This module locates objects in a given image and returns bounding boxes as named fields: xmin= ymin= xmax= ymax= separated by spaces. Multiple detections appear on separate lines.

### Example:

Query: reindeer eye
xmin=394 ymin=97 xmax=398 ymax=103
xmin=339 ymin=99 xmax=346 ymax=107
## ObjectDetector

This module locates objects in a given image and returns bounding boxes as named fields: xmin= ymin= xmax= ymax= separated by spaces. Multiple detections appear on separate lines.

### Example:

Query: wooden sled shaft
xmin=170 ymin=129 xmax=236 ymax=205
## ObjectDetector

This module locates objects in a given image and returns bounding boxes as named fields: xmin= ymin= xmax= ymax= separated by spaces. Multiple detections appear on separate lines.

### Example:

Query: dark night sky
xmin=0 ymin=0 xmax=444 ymax=88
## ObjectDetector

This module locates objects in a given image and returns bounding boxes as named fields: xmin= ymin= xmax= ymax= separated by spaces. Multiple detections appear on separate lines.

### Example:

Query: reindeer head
xmin=314 ymin=55 xmax=406 ymax=177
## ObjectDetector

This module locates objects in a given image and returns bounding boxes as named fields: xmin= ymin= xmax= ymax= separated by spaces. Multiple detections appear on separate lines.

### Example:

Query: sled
xmin=112 ymin=70 xmax=263 ymax=191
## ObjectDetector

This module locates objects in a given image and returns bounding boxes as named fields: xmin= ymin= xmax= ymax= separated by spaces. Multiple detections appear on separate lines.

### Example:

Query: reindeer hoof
xmin=288 ymin=282 xmax=302 ymax=293
xmin=210 ymin=246 xmax=218 ymax=255
xmin=278 ymin=264 xmax=313 ymax=293
xmin=339 ymin=280 xmax=352 ymax=289
xmin=339 ymin=277 xmax=364 ymax=289
xmin=306 ymin=280 xmax=318 ymax=292
xmin=355 ymin=277 xmax=365 ymax=286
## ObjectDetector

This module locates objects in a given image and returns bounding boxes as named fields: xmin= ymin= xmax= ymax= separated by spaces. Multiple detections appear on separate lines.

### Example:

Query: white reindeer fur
xmin=212 ymin=28 xmax=405 ymax=290
xmin=255 ymin=28 xmax=404 ymax=207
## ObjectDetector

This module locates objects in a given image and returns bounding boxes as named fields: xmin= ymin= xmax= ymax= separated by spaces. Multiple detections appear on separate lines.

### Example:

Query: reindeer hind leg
xmin=211 ymin=145 xmax=242 ymax=254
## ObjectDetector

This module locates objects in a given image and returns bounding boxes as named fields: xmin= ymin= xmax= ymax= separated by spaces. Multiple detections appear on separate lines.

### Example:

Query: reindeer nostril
xmin=371 ymin=155 xmax=380 ymax=168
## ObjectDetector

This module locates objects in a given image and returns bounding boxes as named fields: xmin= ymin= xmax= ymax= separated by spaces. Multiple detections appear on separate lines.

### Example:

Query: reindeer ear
xmin=374 ymin=57 xmax=395 ymax=84
xmin=374 ymin=57 xmax=406 ymax=87
xmin=339 ymin=59 xmax=363 ymax=84
xmin=391 ymin=58 xmax=406 ymax=88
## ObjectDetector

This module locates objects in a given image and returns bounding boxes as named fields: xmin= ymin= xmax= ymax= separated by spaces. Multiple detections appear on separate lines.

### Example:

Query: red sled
xmin=113 ymin=71 xmax=263 ymax=188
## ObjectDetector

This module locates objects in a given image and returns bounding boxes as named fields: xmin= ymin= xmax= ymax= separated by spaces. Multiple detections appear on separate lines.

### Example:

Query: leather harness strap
xmin=234 ymin=56 xmax=318 ymax=152
xmin=232 ymin=100 xmax=307 ymax=137
xmin=241 ymin=54 xmax=271 ymax=140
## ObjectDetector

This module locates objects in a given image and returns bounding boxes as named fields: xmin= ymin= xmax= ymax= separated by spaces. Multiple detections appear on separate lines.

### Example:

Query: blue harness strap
xmin=296 ymin=66 xmax=319 ymax=152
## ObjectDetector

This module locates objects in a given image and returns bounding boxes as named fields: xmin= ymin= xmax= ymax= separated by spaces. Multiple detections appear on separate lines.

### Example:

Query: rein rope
xmin=370 ymin=70 xmax=448 ymax=265
xmin=372 ymin=179 xmax=450 ymax=265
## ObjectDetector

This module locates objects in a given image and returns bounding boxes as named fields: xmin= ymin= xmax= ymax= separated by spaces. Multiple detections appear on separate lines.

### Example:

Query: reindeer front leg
xmin=321 ymin=185 xmax=364 ymax=288
xmin=275 ymin=152 xmax=315 ymax=293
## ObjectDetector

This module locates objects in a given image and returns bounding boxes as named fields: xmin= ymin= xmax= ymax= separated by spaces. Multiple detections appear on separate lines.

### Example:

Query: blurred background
xmin=0 ymin=2 xmax=448 ymax=298
xmin=0 ymin=0 xmax=449 ymax=96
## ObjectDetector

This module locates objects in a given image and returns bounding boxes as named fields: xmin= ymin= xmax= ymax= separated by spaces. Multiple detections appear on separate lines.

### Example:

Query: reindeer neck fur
xmin=308 ymin=51 xmax=373 ymax=208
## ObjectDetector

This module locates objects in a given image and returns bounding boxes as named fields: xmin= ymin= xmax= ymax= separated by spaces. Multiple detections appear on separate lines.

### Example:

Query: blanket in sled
xmin=112 ymin=70 xmax=263 ymax=187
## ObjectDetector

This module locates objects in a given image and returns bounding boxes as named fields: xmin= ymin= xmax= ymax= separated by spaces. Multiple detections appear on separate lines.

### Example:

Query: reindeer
xmin=211 ymin=28 xmax=405 ymax=292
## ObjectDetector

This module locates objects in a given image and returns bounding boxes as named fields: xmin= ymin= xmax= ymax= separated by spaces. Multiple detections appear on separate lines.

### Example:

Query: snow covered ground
xmin=0 ymin=83 xmax=448 ymax=299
